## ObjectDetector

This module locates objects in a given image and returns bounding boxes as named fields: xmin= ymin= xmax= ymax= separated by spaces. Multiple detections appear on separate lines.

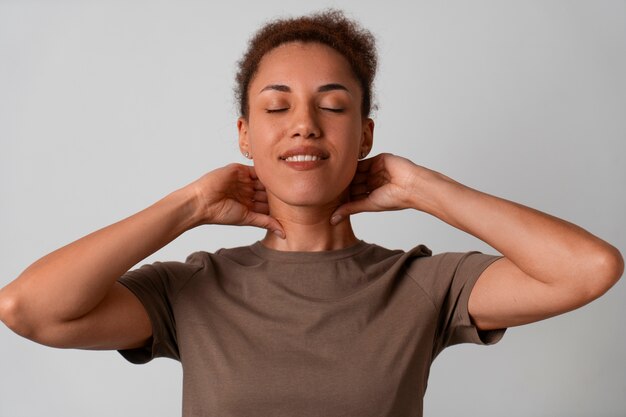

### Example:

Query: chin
xmin=275 ymin=192 xmax=339 ymax=208
xmin=269 ymin=183 xmax=347 ymax=209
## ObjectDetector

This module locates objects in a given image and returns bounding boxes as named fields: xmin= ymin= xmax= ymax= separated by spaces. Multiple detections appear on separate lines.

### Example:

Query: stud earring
xmin=244 ymin=152 xmax=250 ymax=159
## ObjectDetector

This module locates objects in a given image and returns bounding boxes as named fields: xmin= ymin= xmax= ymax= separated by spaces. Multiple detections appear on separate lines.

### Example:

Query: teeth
xmin=285 ymin=155 xmax=321 ymax=162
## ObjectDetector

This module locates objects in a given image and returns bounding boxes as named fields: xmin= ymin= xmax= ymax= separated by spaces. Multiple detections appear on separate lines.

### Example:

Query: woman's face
xmin=238 ymin=41 xmax=374 ymax=209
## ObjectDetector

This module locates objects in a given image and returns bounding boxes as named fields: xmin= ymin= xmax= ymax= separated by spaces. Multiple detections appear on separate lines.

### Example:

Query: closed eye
xmin=266 ymin=108 xmax=289 ymax=113
xmin=321 ymin=107 xmax=344 ymax=113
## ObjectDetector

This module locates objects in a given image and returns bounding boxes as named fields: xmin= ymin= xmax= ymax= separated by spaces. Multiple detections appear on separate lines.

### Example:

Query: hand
xmin=187 ymin=163 xmax=285 ymax=237
xmin=330 ymin=153 xmax=438 ymax=224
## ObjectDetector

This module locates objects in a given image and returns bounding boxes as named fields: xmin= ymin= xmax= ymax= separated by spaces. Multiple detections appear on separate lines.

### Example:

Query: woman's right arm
xmin=0 ymin=163 xmax=283 ymax=351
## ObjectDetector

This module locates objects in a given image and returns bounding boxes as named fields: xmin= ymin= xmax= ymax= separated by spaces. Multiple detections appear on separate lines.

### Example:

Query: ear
xmin=360 ymin=117 xmax=375 ymax=157
xmin=237 ymin=117 xmax=249 ymax=156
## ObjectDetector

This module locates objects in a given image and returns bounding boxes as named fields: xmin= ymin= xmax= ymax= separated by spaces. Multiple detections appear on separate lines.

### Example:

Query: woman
xmin=0 ymin=9 xmax=622 ymax=417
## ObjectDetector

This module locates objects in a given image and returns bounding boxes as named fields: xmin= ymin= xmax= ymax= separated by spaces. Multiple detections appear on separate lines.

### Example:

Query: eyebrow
xmin=318 ymin=83 xmax=349 ymax=93
xmin=259 ymin=83 xmax=350 ymax=94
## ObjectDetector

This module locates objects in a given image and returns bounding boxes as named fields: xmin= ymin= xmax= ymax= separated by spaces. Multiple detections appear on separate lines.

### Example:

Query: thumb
xmin=245 ymin=212 xmax=286 ymax=239
xmin=330 ymin=199 xmax=375 ymax=225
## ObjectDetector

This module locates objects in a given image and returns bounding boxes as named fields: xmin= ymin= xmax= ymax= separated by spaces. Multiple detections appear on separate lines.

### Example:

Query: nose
xmin=290 ymin=104 xmax=321 ymax=139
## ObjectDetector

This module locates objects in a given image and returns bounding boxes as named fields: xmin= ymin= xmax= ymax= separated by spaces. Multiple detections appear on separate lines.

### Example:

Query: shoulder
xmin=402 ymin=248 xmax=502 ymax=302
xmin=405 ymin=250 xmax=499 ymax=278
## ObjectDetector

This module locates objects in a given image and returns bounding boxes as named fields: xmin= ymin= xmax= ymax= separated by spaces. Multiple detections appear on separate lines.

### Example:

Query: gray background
xmin=1 ymin=1 xmax=625 ymax=416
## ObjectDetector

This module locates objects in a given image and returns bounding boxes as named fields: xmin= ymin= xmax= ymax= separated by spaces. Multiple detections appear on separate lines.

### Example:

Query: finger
xmin=253 ymin=179 xmax=266 ymax=191
xmin=236 ymin=188 xmax=255 ymax=203
xmin=349 ymin=183 xmax=369 ymax=197
xmin=330 ymin=199 xmax=381 ymax=225
xmin=350 ymin=172 xmax=386 ymax=197
xmin=247 ymin=166 xmax=269 ymax=191
xmin=247 ymin=165 xmax=258 ymax=180
xmin=355 ymin=153 xmax=386 ymax=173
xmin=251 ymin=201 xmax=270 ymax=215
xmin=350 ymin=171 xmax=370 ymax=184
xmin=367 ymin=172 xmax=389 ymax=190
xmin=349 ymin=192 xmax=369 ymax=202
xmin=245 ymin=212 xmax=286 ymax=239
xmin=253 ymin=190 xmax=268 ymax=203
xmin=355 ymin=157 xmax=375 ymax=173
xmin=352 ymin=158 xmax=387 ymax=186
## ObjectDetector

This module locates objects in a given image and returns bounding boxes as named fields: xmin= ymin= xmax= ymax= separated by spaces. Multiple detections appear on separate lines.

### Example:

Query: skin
xmin=237 ymin=42 xmax=374 ymax=251
xmin=0 ymin=42 xmax=622 ymax=352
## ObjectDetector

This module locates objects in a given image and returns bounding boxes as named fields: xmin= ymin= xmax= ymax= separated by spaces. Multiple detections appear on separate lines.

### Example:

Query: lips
xmin=284 ymin=155 xmax=322 ymax=162
xmin=278 ymin=146 xmax=329 ymax=171
xmin=278 ymin=146 xmax=329 ymax=161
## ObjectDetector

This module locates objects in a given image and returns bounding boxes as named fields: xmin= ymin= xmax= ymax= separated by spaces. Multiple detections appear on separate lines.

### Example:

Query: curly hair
xmin=234 ymin=9 xmax=378 ymax=119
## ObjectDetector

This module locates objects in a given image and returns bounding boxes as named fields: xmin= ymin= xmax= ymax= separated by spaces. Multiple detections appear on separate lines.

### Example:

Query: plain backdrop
xmin=1 ymin=1 xmax=625 ymax=416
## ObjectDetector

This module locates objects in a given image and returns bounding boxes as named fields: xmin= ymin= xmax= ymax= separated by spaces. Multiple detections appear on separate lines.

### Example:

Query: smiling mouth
xmin=280 ymin=154 xmax=327 ymax=162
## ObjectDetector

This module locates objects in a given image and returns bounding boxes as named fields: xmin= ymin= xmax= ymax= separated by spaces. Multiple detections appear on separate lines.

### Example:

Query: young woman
xmin=0 ymin=9 xmax=622 ymax=417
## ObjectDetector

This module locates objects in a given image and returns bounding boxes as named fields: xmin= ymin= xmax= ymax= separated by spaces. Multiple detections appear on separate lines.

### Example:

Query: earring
xmin=359 ymin=151 xmax=366 ymax=159
xmin=244 ymin=152 xmax=250 ymax=159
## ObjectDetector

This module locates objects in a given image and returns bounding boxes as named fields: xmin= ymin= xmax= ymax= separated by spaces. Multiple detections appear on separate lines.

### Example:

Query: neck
xmin=261 ymin=196 xmax=358 ymax=252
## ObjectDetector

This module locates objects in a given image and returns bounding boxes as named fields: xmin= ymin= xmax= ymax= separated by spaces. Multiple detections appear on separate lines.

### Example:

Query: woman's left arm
xmin=331 ymin=153 xmax=624 ymax=331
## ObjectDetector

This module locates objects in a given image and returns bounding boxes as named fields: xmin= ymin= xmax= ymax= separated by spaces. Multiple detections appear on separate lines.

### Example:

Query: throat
xmin=261 ymin=188 xmax=356 ymax=252
xmin=261 ymin=214 xmax=358 ymax=252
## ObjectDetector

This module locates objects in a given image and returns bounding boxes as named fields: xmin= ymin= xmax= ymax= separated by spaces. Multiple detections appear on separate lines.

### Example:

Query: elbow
xmin=0 ymin=289 xmax=17 ymax=329
xmin=599 ymin=244 xmax=623 ymax=286
xmin=585 ymin=244 xmax=624 ymax=300
xmin=0 ymin=289 xmax=36 ymax=339
xmin=1 ymin=287 xmax=91 ymax=349
xmin=0 ymin=290 xmax=67 ymax=347
xmin=0 ymin=287 xmax=54 ymax=344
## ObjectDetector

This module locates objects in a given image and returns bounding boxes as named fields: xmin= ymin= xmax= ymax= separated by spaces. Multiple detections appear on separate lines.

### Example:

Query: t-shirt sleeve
xmin=116 ymin=256 xmax=203 ymax=364
xmin=406 ymin=250 xmax=506 ymax=358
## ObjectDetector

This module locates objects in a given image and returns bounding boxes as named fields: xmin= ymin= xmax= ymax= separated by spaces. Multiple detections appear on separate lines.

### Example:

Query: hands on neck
xmin=260 ymin=195 xmax=359 ymax=252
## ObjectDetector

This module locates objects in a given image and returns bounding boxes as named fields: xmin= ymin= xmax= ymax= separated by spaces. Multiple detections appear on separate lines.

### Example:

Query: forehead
xmin=251 ymin=42 xmax=359 ymax=91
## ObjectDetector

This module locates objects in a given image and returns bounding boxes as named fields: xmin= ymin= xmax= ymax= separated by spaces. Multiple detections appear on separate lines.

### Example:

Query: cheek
xmin=337 ymin=159 xmax=358 ymax=189
xmin=251 ymin=161 xmax=274 ymax=190
xmin=247 ymin=121 xmax=281 ymax=155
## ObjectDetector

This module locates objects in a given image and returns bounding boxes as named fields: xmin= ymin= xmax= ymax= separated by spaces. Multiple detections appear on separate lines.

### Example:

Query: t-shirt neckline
xmin=249 ymin=239 xmax=370 ymax=262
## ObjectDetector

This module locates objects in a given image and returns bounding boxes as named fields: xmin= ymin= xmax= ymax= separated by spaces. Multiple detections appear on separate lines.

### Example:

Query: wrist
xmin=405 ymin=167 xmax=463 ymax=219
xmin=163 ymin=186 xmax=206 ymax=232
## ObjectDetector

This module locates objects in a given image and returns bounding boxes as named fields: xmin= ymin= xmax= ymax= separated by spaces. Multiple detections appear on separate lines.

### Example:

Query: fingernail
xmin=273 ymin=230 xmax=285 ymax=239
xmin=330 ymin=215 xmax=342 ymax=225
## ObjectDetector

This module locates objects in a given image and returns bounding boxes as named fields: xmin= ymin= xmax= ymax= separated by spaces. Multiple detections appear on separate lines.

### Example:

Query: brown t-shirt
xmin=117 ymin=240 xmax=505 ymax=416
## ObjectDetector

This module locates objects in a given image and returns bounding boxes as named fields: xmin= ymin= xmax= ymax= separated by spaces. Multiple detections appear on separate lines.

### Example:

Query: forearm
xmin=334 ymin=153 xmax=621 ymax=328
xmin=413 ymin=170 xmax=624 ymax=286
xmin=0 ymin=186 xmax=200 ymax=326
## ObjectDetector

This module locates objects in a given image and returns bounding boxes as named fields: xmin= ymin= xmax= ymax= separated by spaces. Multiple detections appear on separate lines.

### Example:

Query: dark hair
xmin=234 ymin=9 xmax=378 ymax=119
